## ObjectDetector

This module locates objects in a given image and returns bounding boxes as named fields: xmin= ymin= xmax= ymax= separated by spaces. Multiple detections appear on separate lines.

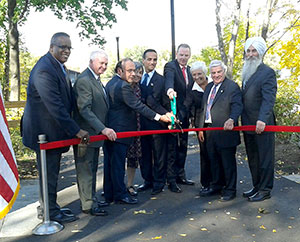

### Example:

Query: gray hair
xmin=209 ymin=60 xmax=227 ymax=73
xmin=134 ymin=61 xmax=143 ymax=71
xmin=90 ymin=50 xmax=108 ymax=61
xmin=190 ymin=61 xmax=208 ymax=75
xmin=177 ymin=43 xmax=191 ymax=52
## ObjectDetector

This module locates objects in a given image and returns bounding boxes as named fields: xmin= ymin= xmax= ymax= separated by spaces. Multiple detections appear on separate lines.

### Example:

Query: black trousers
xmin=103 ymin=141 xmax=129 ymax=202
xmin=243 ymin=132 xmax=275 ymax=192
xmin=140 ymin=134 xmax=167 ymax=188
xmin=196 ymin=133 xmax=211 ymax=188
xmin=36 ymin=150 xmax=62 ymax=217
xmin=205 ymin=136 xmax=237 ymax=195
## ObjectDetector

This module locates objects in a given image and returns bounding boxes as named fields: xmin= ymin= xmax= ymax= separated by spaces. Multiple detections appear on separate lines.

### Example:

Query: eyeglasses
xmin=55 ymin=45 xmax=73 ymax=51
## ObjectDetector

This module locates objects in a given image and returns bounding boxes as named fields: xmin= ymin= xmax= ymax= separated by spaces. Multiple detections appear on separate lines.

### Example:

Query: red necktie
xmin=182 ymin=66 xmax=188 ymax=85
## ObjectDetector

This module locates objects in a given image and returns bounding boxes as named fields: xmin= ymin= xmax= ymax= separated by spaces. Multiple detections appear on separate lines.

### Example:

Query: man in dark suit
xmin=103 ymin=58 xmax=172 ymax=204
xmin=164 ymin=43 xmax=194 ymax=193
xmin=73 ymin=50 xmax=117 ymax=216
xmin=241 ymin=37 xmax=277 ymax=202
xmin=137 ymin=49 xmax=169 ymax=195
xmin=197 ymin=60 xmax=243 ymax=201
xmin=22 ymin=32 xmax=89 ymax=223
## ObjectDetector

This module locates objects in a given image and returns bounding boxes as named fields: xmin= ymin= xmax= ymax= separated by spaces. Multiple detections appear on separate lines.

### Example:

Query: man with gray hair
xmin=73 ymin=50 xmax=117 ymax=216
xmin=241 ymin=37 xmax=277 ymax=202
xmin=197 ymin=60 xmax=242 ymax=201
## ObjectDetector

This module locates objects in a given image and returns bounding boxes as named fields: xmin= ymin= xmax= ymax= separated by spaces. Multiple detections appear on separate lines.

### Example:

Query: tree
xmin=0 ymin=0 xmax=128 ymax=101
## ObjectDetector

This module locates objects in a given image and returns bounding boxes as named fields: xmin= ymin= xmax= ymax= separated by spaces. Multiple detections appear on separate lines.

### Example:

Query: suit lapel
xmin=175 ymin=60 xmax=187 ymax=87
xmin=212 ymin=79 xmax=227 ymax=107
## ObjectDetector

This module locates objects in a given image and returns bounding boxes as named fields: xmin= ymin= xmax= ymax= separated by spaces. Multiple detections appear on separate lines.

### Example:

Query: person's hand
xmin=160 ymin=114 xmax=172 ymax=123
xmin=168 ymin=90 xmax=177 ymax=99
xmin=256 ymin=120 xmax=266 ymax=134
xmin=76 ymin=129 xmax=90 ymax=144
xmin=198 ymin=131 xmax=204 ymax=142
xmin=166 ymin=112 xmax=177 ymax=122
xmin=223 ymin=118 xmax=234 ymax=130
xmin=102 ymin=128 xmax=117 ymax=141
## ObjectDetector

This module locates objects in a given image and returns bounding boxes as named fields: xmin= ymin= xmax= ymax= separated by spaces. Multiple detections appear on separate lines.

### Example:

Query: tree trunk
xmin=8 ymin=0 xmax=20 ymax=101
xmin=227 ymin=0 xmax=242 ymax=79
xmin=215 ymin=0 xmax=227 ymax=66
xmin=4 ymin=36 xmax=10 ymax=101
xmin=261 ymin=0 xmax=276 ymax=40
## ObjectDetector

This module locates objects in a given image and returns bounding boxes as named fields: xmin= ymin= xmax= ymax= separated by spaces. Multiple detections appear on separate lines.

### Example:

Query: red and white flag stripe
xmin=0 ymin=86 xmax=20 ymax=219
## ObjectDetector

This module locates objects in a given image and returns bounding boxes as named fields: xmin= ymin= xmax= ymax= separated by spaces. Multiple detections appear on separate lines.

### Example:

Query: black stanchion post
xmin=32 ymin=134 xmax=64 ymax=235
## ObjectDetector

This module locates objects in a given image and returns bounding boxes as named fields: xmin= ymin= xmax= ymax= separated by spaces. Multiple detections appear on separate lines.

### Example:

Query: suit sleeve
xmin=146 ymin=76 xmax=168 ymax=114
xmin=122 ymin=83 xmax=157 ymax=120
xmin=34 ymin=69 xmax=80 ymax=137
xmin=258 ymin=69 xmax=277 ymax=123
xmin=74 ymin=77 xmax=106 ymax=134
xmin=229 ymin=83 xmax=243 ymax=123
xmin=164 ymin=62 xmax=175 ymax=92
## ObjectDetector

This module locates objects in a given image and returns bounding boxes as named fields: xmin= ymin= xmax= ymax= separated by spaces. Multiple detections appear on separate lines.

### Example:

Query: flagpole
xmin=32 ymin=134 xmax=64 ymax=235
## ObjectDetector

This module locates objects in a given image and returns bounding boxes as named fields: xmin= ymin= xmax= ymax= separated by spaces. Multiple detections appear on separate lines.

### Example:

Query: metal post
xmin=116 ymin=36 xmax=120 ymax=61
xmin=170 ymin=0 xmax=176 ymax=60
xmin=32 ymin=134 xmax=64 ymax=235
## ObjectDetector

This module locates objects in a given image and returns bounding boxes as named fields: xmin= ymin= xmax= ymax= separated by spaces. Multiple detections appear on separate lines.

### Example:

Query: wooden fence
xmin=4 ymin=101 xmax=26 ymax=128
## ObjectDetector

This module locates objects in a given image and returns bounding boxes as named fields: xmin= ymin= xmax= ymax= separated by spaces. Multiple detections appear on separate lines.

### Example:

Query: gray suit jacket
xmin=73 ymin=68 xmax=109 ymax=147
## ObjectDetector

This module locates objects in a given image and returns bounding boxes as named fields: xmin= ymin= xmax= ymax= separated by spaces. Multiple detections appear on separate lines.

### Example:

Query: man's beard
xmin=242 ymin=56 xmax=262 ymax=84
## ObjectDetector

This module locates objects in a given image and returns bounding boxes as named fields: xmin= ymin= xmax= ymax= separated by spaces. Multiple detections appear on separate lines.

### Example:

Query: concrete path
xmin=1 ymin=135 xmax=300 ymax=242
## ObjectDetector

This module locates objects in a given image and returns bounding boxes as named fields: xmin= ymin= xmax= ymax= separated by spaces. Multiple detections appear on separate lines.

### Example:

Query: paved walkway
xmin=1 ymin=135 xmax=300 ymax=242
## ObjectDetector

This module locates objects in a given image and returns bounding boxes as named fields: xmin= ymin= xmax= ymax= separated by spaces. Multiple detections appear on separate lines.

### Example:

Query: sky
xmin=19 ymin=0 xmax=267 ymax=71
xmin=20 ymin=0 xmax=218 ymax=71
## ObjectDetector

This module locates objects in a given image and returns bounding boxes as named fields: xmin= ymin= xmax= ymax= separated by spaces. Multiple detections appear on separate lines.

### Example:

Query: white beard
xmin=242 ymin=56 xmax=262 ymax=85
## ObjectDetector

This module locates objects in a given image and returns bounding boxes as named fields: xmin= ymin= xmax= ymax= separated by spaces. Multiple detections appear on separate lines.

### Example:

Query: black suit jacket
xmin=198 ymin=78 xmax=243 ymax=148
xmin=105 ymin=75 xmax=157 ymax=145
xmin=164 ymin=59 xmax=194 ymax=121
xmin=22 ymin=52 xmax=80 ymax=152
xmin=241 ymin=63 xmax=277 ymax=128
xmin=140 ymin=71 xmax=169 ymax=130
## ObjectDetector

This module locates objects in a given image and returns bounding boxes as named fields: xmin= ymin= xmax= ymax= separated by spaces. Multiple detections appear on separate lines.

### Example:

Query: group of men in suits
xmin=22 ymin=31 xmax=277 ymax=224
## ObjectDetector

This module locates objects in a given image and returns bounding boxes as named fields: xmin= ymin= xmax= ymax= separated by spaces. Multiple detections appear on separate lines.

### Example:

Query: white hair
xmin=90 ymin=50 xmax=108 ymax=61
xmin=209 ymin=60 xmax=227 ymax=73
xmin=190 ymin=61 xmax=208 ymax=75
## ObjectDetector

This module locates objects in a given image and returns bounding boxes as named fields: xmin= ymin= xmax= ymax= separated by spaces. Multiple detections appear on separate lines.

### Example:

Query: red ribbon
xmin=39 ymin=125 xmax=300 ymax=150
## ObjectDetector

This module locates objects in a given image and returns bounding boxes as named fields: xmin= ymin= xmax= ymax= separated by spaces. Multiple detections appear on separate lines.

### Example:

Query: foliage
xmin=122 ymin=45 xmax=147 ymax=63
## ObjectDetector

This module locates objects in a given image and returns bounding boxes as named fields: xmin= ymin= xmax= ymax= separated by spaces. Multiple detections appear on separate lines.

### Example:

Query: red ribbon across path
xmin=39 ymin=125 xmax=300 ymax=151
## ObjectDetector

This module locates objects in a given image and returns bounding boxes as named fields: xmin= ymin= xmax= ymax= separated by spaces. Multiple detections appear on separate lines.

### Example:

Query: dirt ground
xmin=17 ymin=140 xmax=300 ymax=179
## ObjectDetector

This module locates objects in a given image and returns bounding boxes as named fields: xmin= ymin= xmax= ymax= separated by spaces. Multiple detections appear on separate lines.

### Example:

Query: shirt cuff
xmin=167 ymin=88 xmax=174 ymax=96
xmin=154 ymin=113 xmax=161 ymax=121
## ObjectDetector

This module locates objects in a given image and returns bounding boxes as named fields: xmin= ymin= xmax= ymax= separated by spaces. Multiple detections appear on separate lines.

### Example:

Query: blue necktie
xmin=205 ymin=85 xmax=217 ymax=121
xmin=141 ymin=73 xmax=149 ymax=86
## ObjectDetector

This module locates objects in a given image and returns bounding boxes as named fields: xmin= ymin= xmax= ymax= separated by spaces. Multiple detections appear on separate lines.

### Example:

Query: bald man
xmin=241 ymin=37 xmax=277 ymax=202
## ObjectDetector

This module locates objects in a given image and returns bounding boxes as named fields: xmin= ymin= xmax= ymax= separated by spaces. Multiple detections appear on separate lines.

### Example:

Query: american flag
xmin=0 ymin=86 xmax=20 ymax=219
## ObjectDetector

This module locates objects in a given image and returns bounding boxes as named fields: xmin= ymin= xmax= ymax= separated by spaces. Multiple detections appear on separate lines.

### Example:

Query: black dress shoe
xmin=115 ymin=196 xmax=138 ymax=204
xmin=37 ymin=207 xmax=73 ymax=220
xmin=50 ymin=212 xmax=77 ymax=223
xmin=199 ymin=187 xmax=210 ymax=195
xmin=98 ymin=201 xmax=110 ymax=207
xmin=168 ymin=182 xmax=182 ymax=193
xmin=220 ymin=193 xmax=236 ymax=202
xmin=248 ymin=192 xmax=271 ymax=202
xmin=151 ymin=187 xmax=164 ymax=195
xmin=83 ymin=206 xmax=108 ymax=216
xmin=199 ymin=188 xmax=221 ymax=197
xmin=127 ymin=186 xmax=138 ymax=196
xmin=176 ymin=178 xmax=195 ymax=185
xmin=137 ymin=183 xmax=153 ymax=192
xmin=243 ymin=188 xmax=258 ymax=198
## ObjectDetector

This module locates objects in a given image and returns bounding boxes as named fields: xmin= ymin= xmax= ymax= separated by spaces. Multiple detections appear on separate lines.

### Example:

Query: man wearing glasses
xmin=22 ymin=32 xmax=89 ymax=223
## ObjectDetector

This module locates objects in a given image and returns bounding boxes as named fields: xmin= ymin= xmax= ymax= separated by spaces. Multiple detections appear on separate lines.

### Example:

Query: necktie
xmin=205 ymin=85 xmax=217 ymax=121
xmin=62 ymin=65 xmax=70 ymax=91
xmin=141 ymin=73 xmax=149 ymax=86
xmin=97 ymin=77 xmax=107 ymax=97
xmin=182 ymin=66 xmax=188 ymax=85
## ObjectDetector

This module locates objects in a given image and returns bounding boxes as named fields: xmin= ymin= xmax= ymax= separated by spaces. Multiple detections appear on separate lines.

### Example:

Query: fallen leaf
xmin=200 ymin=228 xmax=208 ymax=231
xmin=71 ymin=230 xmax=82 ymax=233
xmin=138 ymin=232 xmax=143 ymax=235
xmin=189 ymin=218 xmax=195 ymax=221
xmin=252 ymin=234 xmax=256 ymax=237
xmin=275 ymin=210 xmax=279 ymax=214
xmin=288 ymin=226 xmax=293 ymax=229
xmin=225 ymin=211 xmax=231 ymax=215
xmin=230 ymin=216 xmax=237 ymax=220
xmin=152 ymin=236 xmax=162 ymax=240
xmin=203 ymin=209 xmax=207 ymax=213
xmin=259 ymin=225 xmax=266 ymax=230
xmin=272 ymin=229 xmax=277 ymax=233
xmin=256 ymin=216 xmax=262 ymax=219
xmin=151 ymin=197 xmax=157 ymax=200
xmin=179 ymin=234 xmax=187 ymax=237
xmin=208 ymin=202 xmax=212 ymax=205
xmin=290 ymin=217 xmax=295 ymax=220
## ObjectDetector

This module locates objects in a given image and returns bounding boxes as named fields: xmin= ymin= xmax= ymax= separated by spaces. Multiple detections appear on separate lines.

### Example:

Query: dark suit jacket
xmin=241 ymin=63 xmax=277 ymax=128
xmin=22 ymin=52 xmax=80 ymax=152
xmin=105 ymin=75 xmax=157 ymax=145
xmin=164 ymin=59 xmax=194 ymax=121
xmin=198 ymin=78 xmax=243 ymax=148
xmin=140 ymin=71 xmax=169 ymax=130
xmin=73 ymin=68 xmax=109 ymax=147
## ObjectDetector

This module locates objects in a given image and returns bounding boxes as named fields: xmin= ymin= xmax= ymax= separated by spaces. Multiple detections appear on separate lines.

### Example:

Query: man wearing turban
xmin=241 ymin=37 xmax=277 ymax=202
